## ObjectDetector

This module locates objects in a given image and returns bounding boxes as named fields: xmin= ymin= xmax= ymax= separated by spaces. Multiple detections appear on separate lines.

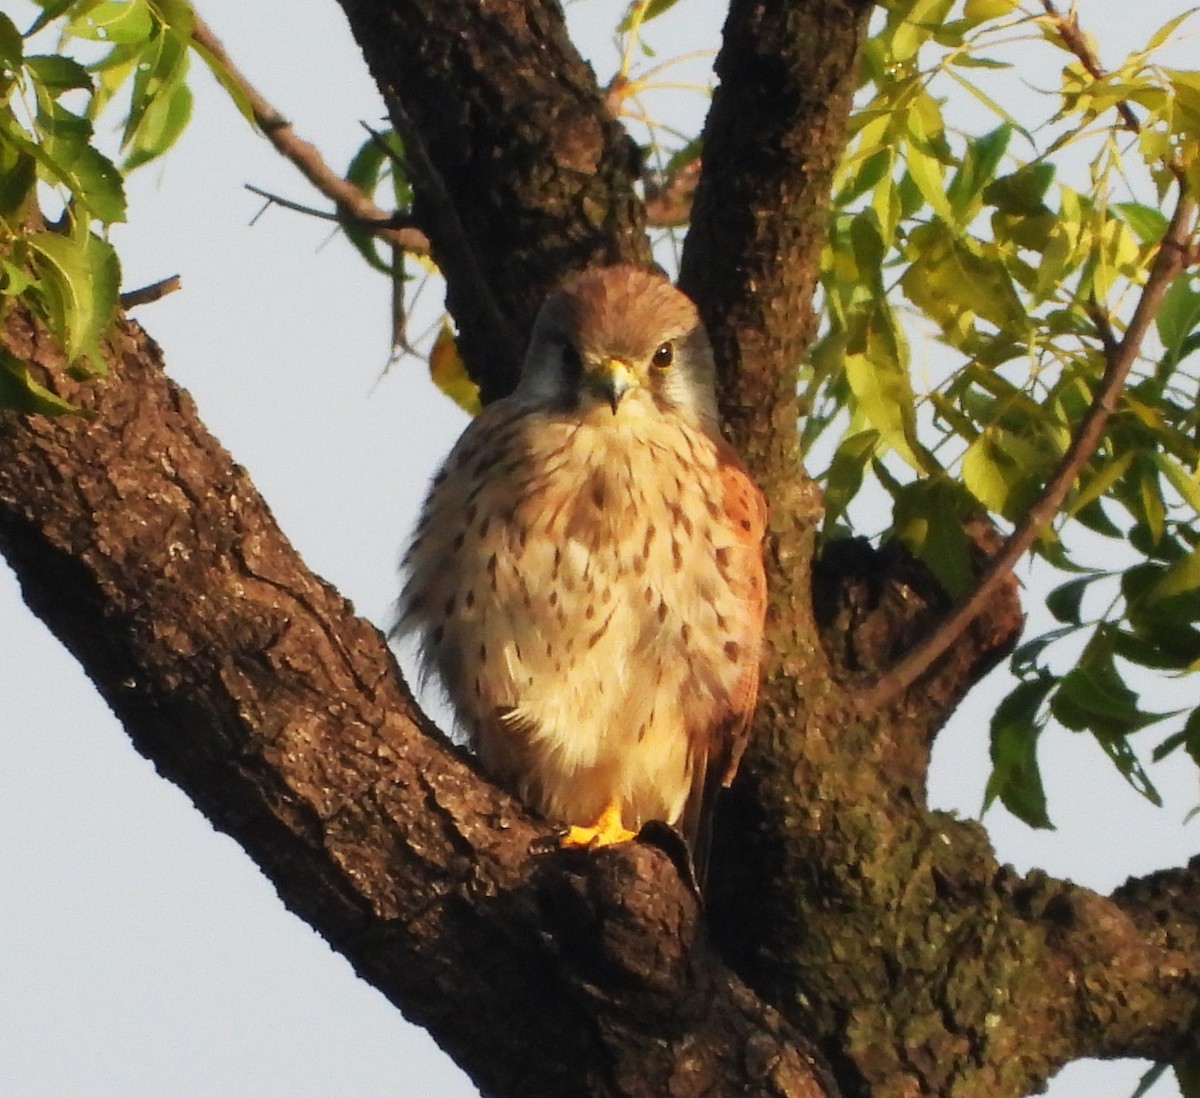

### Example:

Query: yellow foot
xmin=560 ymin=802 xmax=636 ymax=848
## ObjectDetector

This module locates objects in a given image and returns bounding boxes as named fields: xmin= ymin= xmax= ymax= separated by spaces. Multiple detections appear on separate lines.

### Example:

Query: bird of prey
xmin=397 ymin=264 xmax=767 ymax=875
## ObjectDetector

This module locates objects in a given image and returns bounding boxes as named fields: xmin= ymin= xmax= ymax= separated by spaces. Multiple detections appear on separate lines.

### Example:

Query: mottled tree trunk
xmin=1 ymin=2 xmax=1197 ymax=1097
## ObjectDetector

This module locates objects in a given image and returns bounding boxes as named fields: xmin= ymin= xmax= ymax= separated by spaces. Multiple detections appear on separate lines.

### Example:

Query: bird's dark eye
xmin=561 ymin=342 xmax=583 ymax=380
xmin=652 ymin=341 xmax=673 ymax=369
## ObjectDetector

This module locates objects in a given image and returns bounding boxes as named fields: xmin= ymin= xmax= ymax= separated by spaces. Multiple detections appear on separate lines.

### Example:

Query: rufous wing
xmin=682 ymin=440 xmax=768 ymax=885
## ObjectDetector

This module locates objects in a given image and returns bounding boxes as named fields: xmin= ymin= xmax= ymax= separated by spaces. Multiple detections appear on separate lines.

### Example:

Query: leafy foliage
xmin=795 ymin=0 xmax=1200 ymax=830
xmin=0 ymin=0 xmax=250 ymax=405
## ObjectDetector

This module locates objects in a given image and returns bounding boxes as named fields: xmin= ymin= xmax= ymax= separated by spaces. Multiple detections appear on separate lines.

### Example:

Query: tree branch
xmin=643 ymin=153 xmax=702 ymax=227
xmin=0 ymin=303 xmax=835 ymax=1098
xmin=119 ymin=274 xmax=182 ymax=309
xmin=190 ymin=12 xmax=432 ymax=256
xmin=1099 ymin=859 xmax=1200 ymax=1065
xmin=335 ymin=0 xmax=652 ymax=403
xmin=859 ymin=188 xmax=1198 ymax=713
xmin=1063 ymin=858 xmax=1200 ymax=1062
xmin=1038 ymin=0 xmax=1141 ymax=134
xmin=679 ymin=0 xmax=872 ymax=480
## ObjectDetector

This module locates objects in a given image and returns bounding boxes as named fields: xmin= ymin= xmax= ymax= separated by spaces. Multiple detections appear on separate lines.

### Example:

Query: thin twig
xmin=243 ymin=184 xmax=420 ymax=232
xmin=859 ymin=189 xmax=1197 ymax=713
xmin=190 ymin=13 xmax=431 ymax=255
xmin=119 ymin=275 xmax=182 ymax=309
xmin=1084 ymin=297 xmax=1119 ymax=357
xmin=1039 ymin=0 xmax=1141 ymax=133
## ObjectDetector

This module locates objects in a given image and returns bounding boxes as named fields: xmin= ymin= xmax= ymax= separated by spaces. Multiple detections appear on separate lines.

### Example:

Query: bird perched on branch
xmin=396 ymin=265 xmax=766 ymax=878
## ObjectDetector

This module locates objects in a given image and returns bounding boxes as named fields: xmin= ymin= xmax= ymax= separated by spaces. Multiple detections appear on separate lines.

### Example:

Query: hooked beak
xmin=587 ymin=357 xmax=638 ymax=414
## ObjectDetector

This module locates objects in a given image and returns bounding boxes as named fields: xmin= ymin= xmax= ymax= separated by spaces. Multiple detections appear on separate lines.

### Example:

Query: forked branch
xmin=1039 ymin=0 xmax=1141 ymax=133
xmin=190 ymin=13 xmax=432 ymax=255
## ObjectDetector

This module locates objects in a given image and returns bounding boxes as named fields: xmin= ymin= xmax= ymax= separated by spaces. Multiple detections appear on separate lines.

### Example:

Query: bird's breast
xmin=401 ymin=404 xmax=759 ymax=826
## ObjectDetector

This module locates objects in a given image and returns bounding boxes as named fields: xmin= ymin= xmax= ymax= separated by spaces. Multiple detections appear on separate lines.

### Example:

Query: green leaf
xmin=1130 ymin=1062 xmax=1169 ymax=1098
xmin=1153 ymin=710 xmax=1200 ymax=766
xmin=122 ymin=23 xmax=189 ymax=156
xmin=0 ymin=349 xmax=82 ymax=416
xmin=822 ymin=429 xmax=879 ymax=529
xmin=946 ymin=123 xmax=1011 ymax=216
xmin=0 ymin=258 xmax=38 ymax=296
xmin=67 ymin=0 xmax=155 ymax=44
xmin=618 ymin=0 xmax=682 ymax=32
xmin=902 ymin=129 xmax=955 ymax=226
xmin=1046 ymin=574 xmax=1100 ymax=626
xmin=889 ymin=479 xmax=975 ymax=595
xmin=1053 ymin=645 xmax=1149 ymax=730
xmin=1072 ymin=498 xmax=1124 ymax=539
xmin=948 ymin=54 xmax=1012 ymax=70
xmin=902 ymin=224 xmax=1027 ymax=335
xmin=1153 ymin=452 xmax=1200 ymax=516
xmin=1152 ymin=729 xmax=1188 ymax=763
xmin=1067 ymin=450 xmax=1136 ymax=520
xmin=1157 ymin=275 xmax=1200 ymax=365
xmin=1146 ymin=546 xmax=1200 ymax=603
xmin=984 ymin=674 xmax=1056 ymax=829
xmin=39 ymin=139 xmax=126 ymax=223
xmin=1011 ymin=626 xmax=1076 ymax=677
xmin=1138 ymin=456 xmax=1167 ymax=545
xmin=963 ymin=0 xmax=1018 ymax=20
xmin=1144 ymin=7 xmax=1199 ymax=52
xmin=961 ymin=430 xmax=1013 ymax=514
xmin=1113 ymin=616 xmax=1200 ymax=671
xmin=27 ymin=93 xmax=127 ymax=222
xmin=23 ymin=54 xmax=92 ymax=95
xmin=961 ymin=426 xmax=1054 ymax=521
xmin=123 ymin=77 xmax=191 ymax=169
xmin=983 ymin=162 xmax=1055 ymax=215
xmin=187 ymin=34 xmax=255 ymax=127
xmin=24 ymin=230 xmax=120 ymax=371
xmin=1114 ymin=201 xmax=1169 ymax=245
xmin=1050 ymin=632 xmax=1166 ymax=804
xmin=1175 ymin=1042 xmax=1200 ymax=1098
xmin=24 ymin=0 xmax=77 ymax=38
xmin=342 ymin=128 xmax=409 ymax=275
xmin=849 ymin=210 xmax=886 ymax=279
xmin=836 ymin=148 xmax=891 ymax=206
xmin=843 ymin=297 xmax=926 ymax=472
xmin=345 ymin=130 xmax=390 ymax=201
xmin=1186 ymin=709 xmax=1200 ymax=768
xmin=0 ymin=124 xmax=37 ymax=219
xmin=0 ymin=14 xmax=22 ymax=77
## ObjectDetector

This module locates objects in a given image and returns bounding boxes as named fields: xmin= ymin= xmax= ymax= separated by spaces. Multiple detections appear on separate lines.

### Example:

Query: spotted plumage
xmin=397 ymin=265 xmax=767 ymax=872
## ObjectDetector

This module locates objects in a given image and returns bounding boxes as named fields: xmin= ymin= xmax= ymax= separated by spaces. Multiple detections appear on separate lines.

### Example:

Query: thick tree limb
xmin=0 ymin=304 xmax=835 ymax=1098
xmin=335 ymin=0 xmax=653 ymax=403
xmin=1106 ymin=859 xmax=1200 ymax=1060
xmin=679 ymin=0 xmax=872 ymax=478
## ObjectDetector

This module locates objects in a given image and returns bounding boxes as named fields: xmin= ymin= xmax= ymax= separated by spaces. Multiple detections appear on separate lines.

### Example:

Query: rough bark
xmin=0 ymin=304 xmax=832 ymax=1098
xmin=335 ymin=0 xmax=652 ymax=403
xmin=2 ymin=1 xmax=1199 ymax=1097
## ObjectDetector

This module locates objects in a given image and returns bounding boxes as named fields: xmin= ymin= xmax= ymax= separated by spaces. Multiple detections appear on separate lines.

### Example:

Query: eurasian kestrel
xmin=396 ymin=265 xmax=767 ymax=874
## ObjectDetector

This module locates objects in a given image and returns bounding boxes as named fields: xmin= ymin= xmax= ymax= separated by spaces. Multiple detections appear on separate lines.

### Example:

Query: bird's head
xmin=515 ymin=265 xmax=719 ymax=427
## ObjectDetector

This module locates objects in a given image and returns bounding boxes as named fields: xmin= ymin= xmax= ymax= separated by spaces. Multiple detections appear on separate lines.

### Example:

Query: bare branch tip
xmin=119 ymin=275 xmax=182 ymax=310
